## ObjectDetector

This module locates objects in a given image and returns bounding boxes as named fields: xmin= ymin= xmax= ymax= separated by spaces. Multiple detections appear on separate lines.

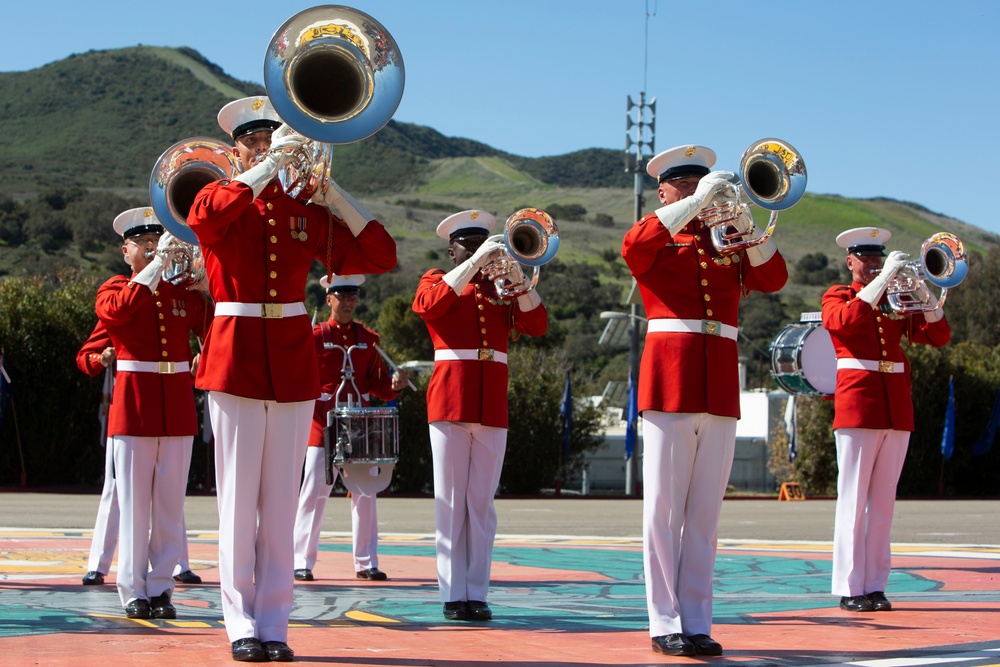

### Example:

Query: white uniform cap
xmin=436 ymin=210 xmax=496 ymax=241
xmin=646 ymin=145 xmax=717 ymax=182
xmin=218 ymin=96 xmax=282 ymax=140
xmin=113 ymin=207 xmax=163 ymax=239
xmin=320 ymin=274 xmax=366 ymax=293
xmin=836 ymin=227 xmax=891 ymax=256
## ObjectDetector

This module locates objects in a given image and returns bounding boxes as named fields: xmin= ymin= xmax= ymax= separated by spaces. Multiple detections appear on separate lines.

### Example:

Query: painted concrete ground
xmin=0 ymin=530 xmax=998 ymax=666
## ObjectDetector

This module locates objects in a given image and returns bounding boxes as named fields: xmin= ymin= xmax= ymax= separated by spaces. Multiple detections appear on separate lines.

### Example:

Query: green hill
xmin=0 ymin=45 xmax=996 ymax=289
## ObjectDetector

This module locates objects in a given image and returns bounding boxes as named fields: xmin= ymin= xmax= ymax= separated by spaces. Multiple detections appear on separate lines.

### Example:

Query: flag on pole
xmin=971 ymin=388 xmax=1000 ymax=457
xmin=624 ymin=370 xmax=638 ymax=459
xmin=559 ymin=371 xmax=573 ymax=456
xmin=941 ymin=376 xmax=956 ymax=461
xmin=784 ymin=394 xmax=798 ymax=463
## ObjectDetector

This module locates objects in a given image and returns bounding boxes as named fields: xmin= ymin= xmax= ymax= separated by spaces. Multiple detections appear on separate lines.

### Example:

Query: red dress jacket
xmin=413 ymin=269 xmax=548 ymax=428
xmin=76 ymin=321 xmax=113 ymax=377
xmin=622 ymin=215 xmax=788 ymax=418
xmin=821 ymin=282 xmax=951 ymax=431
xmin=187 ymin=180 xmax=397 ymax=403
xmin=307 ymin=319 xmax=399 ymax=448
xmin=95 ymin=275 xmax=211 ymax=437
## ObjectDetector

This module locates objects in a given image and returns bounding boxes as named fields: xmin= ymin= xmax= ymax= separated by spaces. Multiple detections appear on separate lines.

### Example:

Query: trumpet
xmin=698 ymin=138 xmax=807 ymax=255
xmin=263 ymin=6 xmax=404 ymax=200
xmin=149 ymin=137 xmax=238 ymax=286
xmin=886 ymin=232 xmax=968 ymax=313
xmin=480 ymin=208 xmax=560 ymax=299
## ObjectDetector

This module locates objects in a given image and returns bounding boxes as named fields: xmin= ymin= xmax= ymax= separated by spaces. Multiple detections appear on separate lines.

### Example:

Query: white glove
xmin=856 ymin=250 xmax=910 ymax=307
xmin=315 ymin=178 xmax=375 ymax=237
xmin=441 ymin=241 xmax=505 ymax=295
xmin=653 ymin=170 xmax=737 ymax=237
xmin=131 ymin=253 xmax=163 ymax=291
xmin=234 ymin=150 xmax=287 ymax=199
xmin=269 ymin=123 xmax=308 ymax=151
xmin=156 ymin=231 xmax=177 ymax=253
xmin=517 ymin=289 xmax=542 ymax=312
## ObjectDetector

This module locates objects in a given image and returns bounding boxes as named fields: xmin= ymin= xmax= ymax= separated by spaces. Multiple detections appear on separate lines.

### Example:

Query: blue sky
xmin=3 ymin=0 xmax=999 ymax=236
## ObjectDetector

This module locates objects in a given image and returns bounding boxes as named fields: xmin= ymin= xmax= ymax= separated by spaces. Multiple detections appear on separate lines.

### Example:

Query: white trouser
xmin=210 ymin=391 xmax=312 ymax=643
xmin=113 ymin=434 xmax=192 ymax=606
xmin=89 ymin=438 xmax=195 ymax=575
xmin=429 ymin=421 xmax=507 ymax=603
xmin=293 ymin=446 xmax=379 ymax=572
xmin=641 ymin=411 xmax=737 ymax=637
xmin=831 ymin=427 xmax=909 ymax=597
xmin=87 ymin=438 xmax=119 ymax=574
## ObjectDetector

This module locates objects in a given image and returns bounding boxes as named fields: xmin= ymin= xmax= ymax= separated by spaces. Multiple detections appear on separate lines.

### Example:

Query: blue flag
xmin=971 ymin=388 xmax=1000 ymax=457
xmin=784 ymin=394 xmax=798 ymax=463
xmin=559 ymin=371 xmax=573 ymax=456
xmin=941 ymin=377 xmax=956 ymax=461
xmin=625 ymin=370 xmax=638 ymax=459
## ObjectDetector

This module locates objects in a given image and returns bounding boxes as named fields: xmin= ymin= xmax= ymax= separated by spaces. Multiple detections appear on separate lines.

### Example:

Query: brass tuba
xmin=886 ymin=232 xmax=968 ymax=312
xmin=149 ymin=138 xmax=239 ymax=285
xmin=481 ymin=208 xmax=560 ymax=299
xmin=263 ymin=6 xmax=404 ymax=200
xmin=698 ymin=138 xmax=807 ymax=255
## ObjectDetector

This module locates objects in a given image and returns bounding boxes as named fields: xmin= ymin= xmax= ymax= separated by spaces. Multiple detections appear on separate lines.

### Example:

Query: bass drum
xmin=770 ymin=321 xmax=837 ymax=396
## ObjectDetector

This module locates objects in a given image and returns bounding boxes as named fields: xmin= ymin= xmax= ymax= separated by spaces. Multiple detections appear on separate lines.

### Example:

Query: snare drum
xmin=770 ymin=321 xmax=837 ymax=396
xmin=329 ymin=406 xmax=400 ymax=464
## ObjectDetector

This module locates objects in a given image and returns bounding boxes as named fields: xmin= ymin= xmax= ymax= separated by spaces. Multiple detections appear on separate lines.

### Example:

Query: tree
xmin=793 ymin=252 xmax=842 ymax=286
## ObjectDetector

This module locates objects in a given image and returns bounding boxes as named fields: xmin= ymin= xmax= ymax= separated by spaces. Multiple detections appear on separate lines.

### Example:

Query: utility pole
xmin=620 ymin=2 xmax=656 ymax=497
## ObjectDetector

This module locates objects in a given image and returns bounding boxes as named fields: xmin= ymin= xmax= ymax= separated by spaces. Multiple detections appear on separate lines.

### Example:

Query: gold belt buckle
xmin=878 ymin=360 xmax=894 ymax=373
xmin=158 ymin=361 xmax=176 ymax=374
xmin=478 ymin=348 xmax=495 ymax=362
xmin=701 ymin=320 xmax=721 ymax=336
xmin=261 ymin=303 xmax=283 ymax=319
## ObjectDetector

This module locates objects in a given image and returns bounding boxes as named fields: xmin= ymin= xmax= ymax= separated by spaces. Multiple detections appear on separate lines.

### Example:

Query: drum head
xmin=799 ymin=325 xmax=837 ymax=395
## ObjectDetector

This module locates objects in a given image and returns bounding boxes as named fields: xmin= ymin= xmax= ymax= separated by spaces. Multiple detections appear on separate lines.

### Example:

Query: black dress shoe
xmin=231 ymin=637 xmax=266 ymax=662
xmin=150 ymin=593 xmax=177 ymax=619
xmin=294 ymin=568 xmax=314 ymax=581
xmin=443 ymin=601 xmax=469 ymax=621
xmin=840 ymin=595 xmax=875 ymax=612
xmin=867 ymin=591 xmax=892 ymax=611
xmin=82 ymin=571 xmax=105 ymax=585
xmin=262 ymin=641 xmax=294 ymax=662
xmin=467 ymin=600 xmax=492 ymax=621
xmin=173 ymin=569 xmax=202 ymax=584
xmin=125 ymin=598 xmax=151 ymax=619
xmin=356 ymin=567 xmax=388 ymax=581
xmin=687 ymin=634 xmax=723 ymax=656
xmin=651 ymin=634 xmax=695 ymax=656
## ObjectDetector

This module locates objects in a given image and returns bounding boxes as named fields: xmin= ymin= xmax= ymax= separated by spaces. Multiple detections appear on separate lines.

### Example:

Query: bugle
xmin=698 ymin=138 xmax=807 ymax=255
xmin=263 ymin=5 xmax=404 ymax=200
xmin=886 ymin=232 xmax=968 ymax=313
xmin=480 ymin=208 xmax=560 ymax=299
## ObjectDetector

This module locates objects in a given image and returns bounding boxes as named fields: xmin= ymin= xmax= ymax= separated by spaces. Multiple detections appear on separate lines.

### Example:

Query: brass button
xmin=266 ymin=202 xmax=274 ymax=210
xmin=270 ymin=235 xmax=277 ymax=243
xmin=161 ymin=351 xmax=168 ymax=358
xmin=478 ymin=304 xmax=484 ymax=310
xmin=480 ymin=328 xmax=487 ymax=334
xmin=703 ymin=294 xmax=711 ymax=301
xmin=161 ymin=338 xmax=167 ymax=344
xmin=700 ymin=262 xmax=708 ymax=269
xmin=700 ymin=279 xmax=708 ymax=286
xmin=697 ymin=248 xmax=705 ymax=255
xmin=482 ymin=341 xmax=489 ymax=347
xmin=269 ymin=289 xmax=277 ymax=297
xmin=479 ymin=316 xmax=486 ymax=322
xmin=270 ymin=253 xmax=277 ymax=261
xmin=880 ymin=338 xmax=886 ymax=344
xmin=158 ymin=313 xmax=164 ymax=320
xmin=882 ymin=350 xmax=888 ymax=357
xmin=154 ymin=290 xmax=160 ymax=297
xmin=876 ymin=316 xmax=882 ymax=322
xmin=268 ymin=218 xmax=276 ymax=226
xmin=270 ymin=271 xmax=277 ymax=279
xmin=160 ymin=326 xmax=166 ymax=332
xmin=878 ymin=327 xmax=884 ymax=333
xmin=706 ymin=309 xmax=713 ymax=317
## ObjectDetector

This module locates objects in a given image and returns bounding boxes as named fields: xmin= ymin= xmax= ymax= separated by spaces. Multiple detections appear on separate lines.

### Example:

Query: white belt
xmin=647 ymin=318 xmax=738 ymax=341
xmin=837 ymin=358 xmax=904 ymax=373
xmin=214 ymin=302 xmax=308 ymax=319
xmin=434 ymin=349 xmax=508 ymax=364
xmin=117 ymin=360 xmax=190 ymax=375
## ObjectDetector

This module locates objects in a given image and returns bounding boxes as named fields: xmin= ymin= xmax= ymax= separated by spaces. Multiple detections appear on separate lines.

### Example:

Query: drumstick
xmin=373 ymin=343 xmax=417 ymax=391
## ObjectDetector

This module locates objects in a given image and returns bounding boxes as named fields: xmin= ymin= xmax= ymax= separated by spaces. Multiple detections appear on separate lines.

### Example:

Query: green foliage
xmin=546 ymin=203 xmax=587 ymax=221
xmin=0 ymin=271 xmax=107 ymax=486
xmin=938 ymin=245 xmax=1000 ymax=347
xmin=793 ymin=252 xmax=843 ymax=286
